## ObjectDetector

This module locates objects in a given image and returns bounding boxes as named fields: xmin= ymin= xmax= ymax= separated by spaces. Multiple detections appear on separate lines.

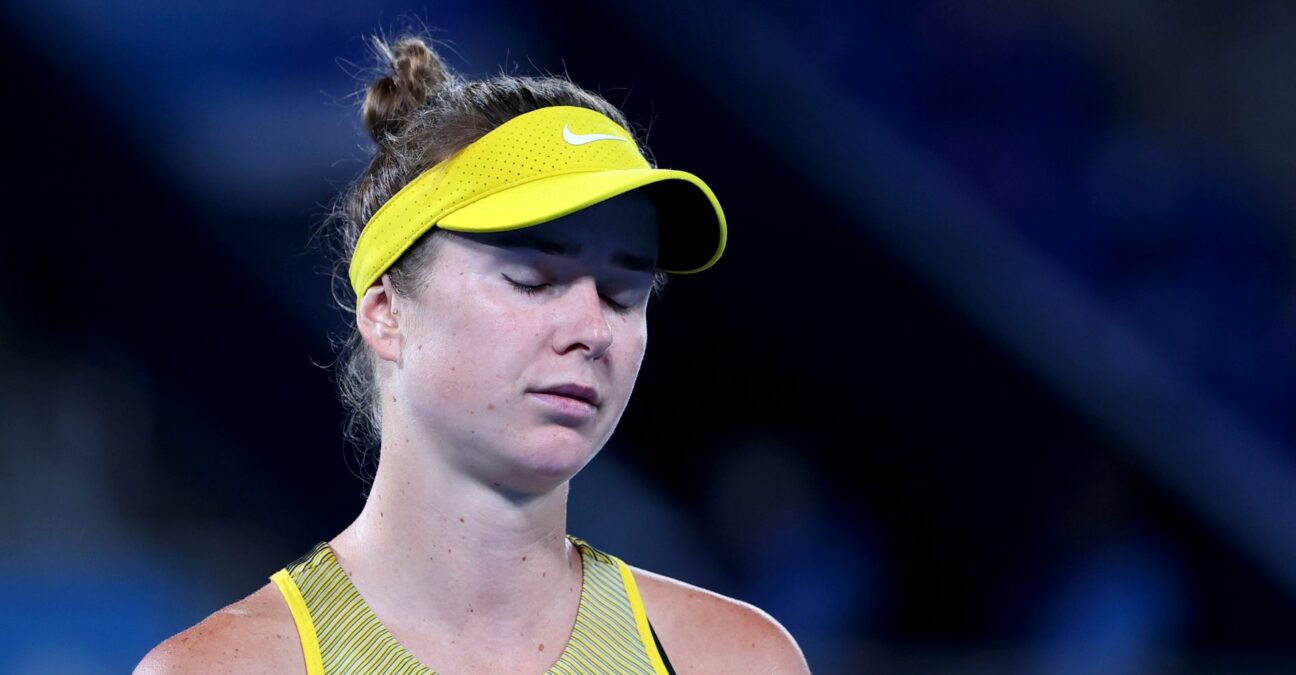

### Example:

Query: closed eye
xmin=503 ymin=275 xmax=633 ymax=314
xmin=506 ymin=278 xmax=550 ymax=295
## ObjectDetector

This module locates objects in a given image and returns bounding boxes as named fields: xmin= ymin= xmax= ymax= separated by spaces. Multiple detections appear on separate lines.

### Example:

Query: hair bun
xmin=362 ymin=36 xmax=453 ymax=144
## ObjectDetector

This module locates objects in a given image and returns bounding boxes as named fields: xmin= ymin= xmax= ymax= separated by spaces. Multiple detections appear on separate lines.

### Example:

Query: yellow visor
xmin=348 ymin=105 xmax=727 ymax=311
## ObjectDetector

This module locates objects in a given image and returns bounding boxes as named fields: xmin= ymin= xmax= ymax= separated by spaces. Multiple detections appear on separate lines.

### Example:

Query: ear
xmin=357 ymin=274 xmax=404 ymax=364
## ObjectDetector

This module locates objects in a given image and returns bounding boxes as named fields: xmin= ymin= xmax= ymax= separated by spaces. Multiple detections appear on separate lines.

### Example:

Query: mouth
xmin=530 ymin=383 xmax=600 ymax=407
xmin=528 ymin=391 xmax=599 ymax=421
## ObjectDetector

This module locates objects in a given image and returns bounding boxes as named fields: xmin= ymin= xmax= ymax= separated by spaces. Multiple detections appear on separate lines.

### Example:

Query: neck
xmin=329 ymin=434 xmax=581 ymax=644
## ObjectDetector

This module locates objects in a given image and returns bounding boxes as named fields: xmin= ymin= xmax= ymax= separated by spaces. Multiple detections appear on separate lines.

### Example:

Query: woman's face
xmin=378 ymin=189 xmax=659 ymax=495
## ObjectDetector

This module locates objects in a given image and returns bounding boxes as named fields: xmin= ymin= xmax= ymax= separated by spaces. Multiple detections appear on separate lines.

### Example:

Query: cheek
xmin=613 ymin=321 xmax=649 ymax=380
xmin=404 ymin=294 xmax=530 ymax=402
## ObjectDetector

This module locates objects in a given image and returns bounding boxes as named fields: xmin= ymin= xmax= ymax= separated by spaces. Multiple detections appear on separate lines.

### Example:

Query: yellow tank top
xmin=268 ymin=535 xmax=674 ymax=674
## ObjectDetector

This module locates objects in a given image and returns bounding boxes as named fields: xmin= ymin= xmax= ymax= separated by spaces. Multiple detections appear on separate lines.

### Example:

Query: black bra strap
xmin=647 ymin=618 xmax=677 ymax=675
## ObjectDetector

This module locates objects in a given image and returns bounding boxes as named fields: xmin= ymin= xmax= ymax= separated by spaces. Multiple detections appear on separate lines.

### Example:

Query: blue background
xmin=1 ymin=2 xmax=1294 ymax=673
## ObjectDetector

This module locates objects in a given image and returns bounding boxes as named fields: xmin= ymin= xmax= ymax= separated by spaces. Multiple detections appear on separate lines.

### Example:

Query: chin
xmin=526 ymin=444 xmax=598 ymax=478
xmin=503 ymin=435 xmax=601 ymax=491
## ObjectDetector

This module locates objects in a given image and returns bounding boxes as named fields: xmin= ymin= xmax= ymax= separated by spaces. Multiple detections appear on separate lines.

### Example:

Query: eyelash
xmin=504 ymin=276 xmax=633 ymax=314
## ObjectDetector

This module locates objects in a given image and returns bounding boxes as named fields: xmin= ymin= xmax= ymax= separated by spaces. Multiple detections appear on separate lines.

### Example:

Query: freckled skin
xmin=379 ymin=192 xmax=658 ymax=497
xmin=131 ymin=193 xmax=810 ymax=675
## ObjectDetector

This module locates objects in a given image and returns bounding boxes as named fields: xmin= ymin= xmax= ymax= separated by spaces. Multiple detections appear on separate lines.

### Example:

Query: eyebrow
xmin=490 ymin=231 xmax=656 ymax=273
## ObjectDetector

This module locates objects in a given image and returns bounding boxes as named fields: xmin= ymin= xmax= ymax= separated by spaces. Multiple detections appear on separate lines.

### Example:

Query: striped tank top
xmin=268 ymin=535 xmax=676 ymax=674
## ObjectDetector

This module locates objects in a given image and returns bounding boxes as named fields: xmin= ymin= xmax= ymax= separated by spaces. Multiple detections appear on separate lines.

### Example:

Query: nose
xmin=553 ymin=276 xmax=613 ymax=360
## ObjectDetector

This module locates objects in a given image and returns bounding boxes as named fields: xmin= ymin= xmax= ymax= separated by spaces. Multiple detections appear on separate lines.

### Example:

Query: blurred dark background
xmin=2 ymin=1 xmax=1295 ymax=673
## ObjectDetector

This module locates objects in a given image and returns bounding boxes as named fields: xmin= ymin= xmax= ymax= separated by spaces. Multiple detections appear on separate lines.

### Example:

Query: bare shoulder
xmin=133 ymin=580 xmax=305 ymax=675
xmin=630 ymin=566 xmax=810 ymax=675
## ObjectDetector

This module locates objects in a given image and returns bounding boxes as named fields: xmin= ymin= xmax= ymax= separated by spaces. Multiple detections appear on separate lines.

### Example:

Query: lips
xmin=531 ymin=383 xmax=600 ymax=406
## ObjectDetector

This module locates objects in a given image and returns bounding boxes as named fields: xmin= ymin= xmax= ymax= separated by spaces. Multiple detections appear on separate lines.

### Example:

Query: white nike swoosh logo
xmin=562 ymin=124 xmax=628 ymax=146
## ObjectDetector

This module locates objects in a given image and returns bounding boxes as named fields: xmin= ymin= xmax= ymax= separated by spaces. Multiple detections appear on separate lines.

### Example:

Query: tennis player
xmin=136 ymin=33 xmax=809 ymax=674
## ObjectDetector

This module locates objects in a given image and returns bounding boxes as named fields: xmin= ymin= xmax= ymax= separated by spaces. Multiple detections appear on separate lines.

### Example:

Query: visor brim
xmin=435 ymin=168 xmax=726 ymax=274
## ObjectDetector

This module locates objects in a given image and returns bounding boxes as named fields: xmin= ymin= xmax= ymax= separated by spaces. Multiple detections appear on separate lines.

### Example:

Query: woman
xmin=137 ymin=33 xmax=809 ymax=674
